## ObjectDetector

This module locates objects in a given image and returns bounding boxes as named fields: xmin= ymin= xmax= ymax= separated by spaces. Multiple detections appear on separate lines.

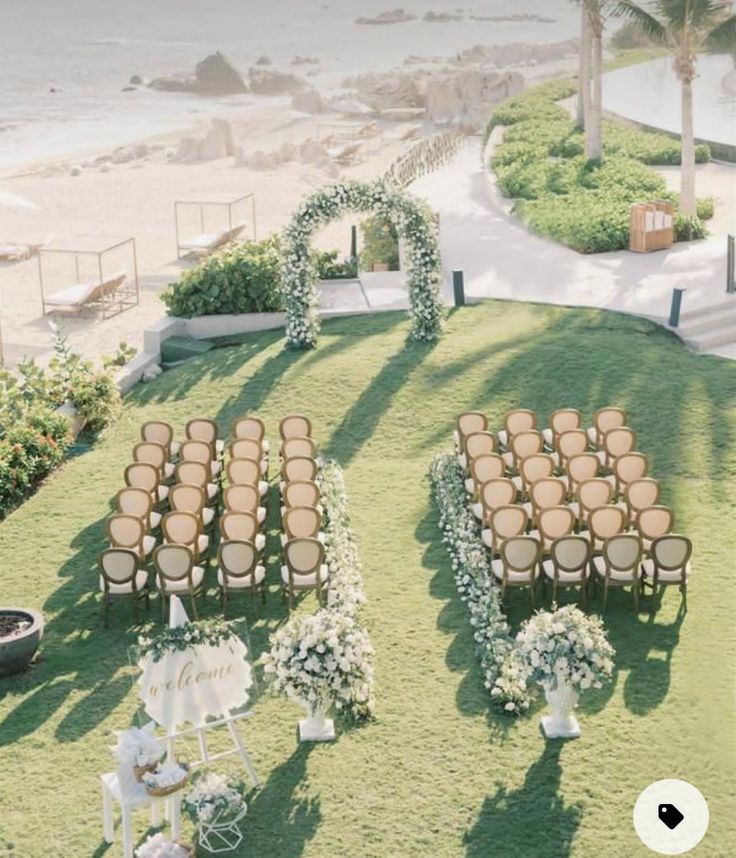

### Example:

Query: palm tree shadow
xmin=464 ymin=743 xmax=582 ymax=858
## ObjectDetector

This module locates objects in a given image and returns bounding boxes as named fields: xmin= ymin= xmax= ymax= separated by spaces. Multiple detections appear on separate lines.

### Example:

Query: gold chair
xmin=522 ymin=477 xmax=567 ymax=528
xmin=226 ymin=457 xmax=269 ymax=498
xmin=281 ymin=505 xmax=324 ymax=547
xmin=553 ymin=429 xmax=589 ymax=469
xmin=98 ymin=547 xmax=149 ymax=626
xmin=279 ymin=414 xmax=312 ymax=441
xmin=282 ymin=480 xmax=321 ymax=513
xmin=280 ymin=456 xmax=318 ymax=488
xmin=217 ymin=540 xmax=267 ymax=616
xmin=490 ymin=535 xmax=541 ymax=606
xmin=587 ymin=406 xmax=626 ymax=449
xmin=180 ymin=439 xmax=221 ymax=478
xmin=467 ymin=453 xmax=505 ymax=496
xmin=564 ymin=453 xmax=600 ymax=499
xmin=168 ymin=483 xmax=215 ymax=528
xmin=596 ymin=426 xmax=636 ymax=471
xmin=281 ymin=537 xmax=329 ymax=610
xmin=453 ymin=411 xmax=488 ymax=455
xmin=542 ymin=408 xmax=582 ymax=449
xmin=542 ymin=535 xmax=592 ymax=606
xmin=115 ymin=487 xmax=161 ymax=530
xmin=223 ymin=484 xmax=266 ymax=524
xmin=133 ymin=441 xmax=175 ymax=481
xmin=280 ymin=436 xmax=317 ymax=462
xmin=502 ymin=429 xmax=544 ymax=473
xmin=570 ymin=478 xmax=613 ymax=529
xmin=125 ymin=461 xmax=169 ymax=506
xmin=609 ymin=452 xmax=649 ymax=499
xmin=107 ymin=514 xmax=156 ymax=560
xmin=460 ymin=430 xmax=496 ymax=473
xmin=497 ymin=408 xmax=537 ymax=449
xmin=529 ymin=505 xmax=576 ymax=554
xmin=593 ymin=533 xmax=643 ymax=613
xmin=220 ymin=510 xmax=266 ymax=552
xmin=636 ymin=505 xmax=674 ymax=552
xmin=141 ymin=420 xmax=179 ymax=459
xmin=185 ymin=417 xmax=224 ymax=458
xmin=472 ymin=477 xmax=516 ymax=522
xmin=514 ymin=452 xmax=556 ymax=498
xmin=161 ymin=510 xmax=209 ymax=562
xmin=641 ymin=535 xmax=692 ymax=612
xmin=229 ymin=438 xmax=268 ymax=476
xmin=233 ymin=416 xmax=268 ymax=453
xmin=174 ymin=460 xmax=219 ymax=503
xmin=624 ymin=478 xmax=660 ymax=525
xmin=154 ymin=544 xmax=205 ymax=620
xmin=484 ymin=504 xmax=529 ymax=554
xmin=587 ymin=505 xmax=627 ymax=553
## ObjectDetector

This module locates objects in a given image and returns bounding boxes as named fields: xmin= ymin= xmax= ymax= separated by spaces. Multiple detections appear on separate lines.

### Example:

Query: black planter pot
xmin=0 ymin=608 xmax=44 ymax=677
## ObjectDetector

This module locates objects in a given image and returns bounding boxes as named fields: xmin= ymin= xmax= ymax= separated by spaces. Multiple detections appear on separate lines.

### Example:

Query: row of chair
xmin=454 ymin=407 xmax=692 ymax=613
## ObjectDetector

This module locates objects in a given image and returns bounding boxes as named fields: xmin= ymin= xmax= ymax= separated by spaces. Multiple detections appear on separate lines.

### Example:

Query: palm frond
xmin=612 ymin=1 xmax=670 ymax=44
xmin=706 ymin=13 xmax=736 ymax=49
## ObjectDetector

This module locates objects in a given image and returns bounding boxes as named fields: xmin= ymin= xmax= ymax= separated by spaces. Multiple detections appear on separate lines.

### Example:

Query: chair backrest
xmin=283 ymin=505 xmax=322 ymax=540
xmin=154 ymin=544 xmax=195 ymax=584
xmin=551 ymin=536 xmax=591 ymax=573
xmin=186 ymin=418 xmax=219 ymax=448
xmin=577 ymin=478 xmax=613 ymax=516
xmin=227 ymin=457 xmax=261 ymax=486
xmin=603 ymin=533 xmax=642 ymax=572
xmin=99 ymin=548 xmax=139 ymax=587
xmin=280 ymin=414 xmax=312 ymax=440
xmin=280 ymin=436 xmax=317 ymax=461
xmin=549 ymin=408 xmax=582 ymax=439
xmin=133 ymin=441 xmax=167 ymax=476
xmin=588 ymin=505 xmax=626 ymax=541
xmin=283 ymin=480 xmax=320 ymax=509
xmin=218 ymin=540 xmax=257 ymax=579
xmin=169 ymin=483 xmax=206 ymax=517
xmin=464 ymin=430 xmax=496 ymax=461
xmin=504 ymin=408 xmax=536 ymax=438
xmin=530 ymin=478 xmax=566 ymax=512
xmin=220 ymin=510 xmax=260 ymax=542
xmin=284 ymin=537 xmax=325 ymax=578
xmin=141 ymin=421 xmax=174 ymax=455
xmin=223 ymin=483 xmax=260 ymax=513
xmin=175 ymin=460 xmax=209 ymax=488
xmin=479 ymin=478 xmax=517 ymax=515
xmin=233 ymin=416 xmax=266 ymax=443
xmin=557 ymin=429 xmax=588 ymax=461
xmin=636 ymin=505 xmax=674 ymax=541
xmin=566 ymin=453 xmax=599 ymax=494
xmin=593 ymin=406 xmax=626 ymax=441
xmin=124 ymin=462 xmax=159 ymax=495
xmin=490 ymin=505 xmax=529 ymax=541
xmin=456 ymin=412 xmax=487 ymax=450
xmin=500 ymin=535 xmax=540 ymax=572
xmin=538 ymin=506 xmax=575 ymax=541
xmin=651 ymin=535 xmax=692 ymax=572
xmin=162 ymin=510 xmax=200 ymax=548
xmin=116 ymin=487 xmax=152 ymax=522
xmin=471 ymin=454 xmax=505 ymax=487
xmin=108 ymin=514 xmax=145 ymax=552
xmin=179 ymin=439 xmax=213 ymax=467
xmin=614 ymin=453 xmax=649 ymax=487
xmin=281 ymin=456 xmax=318 ymax=484
xmin=510 ymin=430 xmax=544 ymax=463
xmin=229 ymin=437 xmax=263 ymax=463
xmin=520 ymin=453 xmax=555 ymax=489
xmin=604 ymin=426 xmax=636 ymax=460
xmin=625 ymin=478 xmax=660 ymax=515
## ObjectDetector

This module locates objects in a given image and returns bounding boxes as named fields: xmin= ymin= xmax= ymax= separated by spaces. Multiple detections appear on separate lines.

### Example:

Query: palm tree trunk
xmin=680 ymin=73 xmax=696 ymax=217
xmin=586 ymin=12 xmax=603 ymax=160
xmin=577 ymin=4 xmax=591 ymax=126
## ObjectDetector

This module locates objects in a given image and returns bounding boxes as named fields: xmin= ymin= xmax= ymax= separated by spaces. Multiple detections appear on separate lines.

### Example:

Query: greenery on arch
xmin=281 ymin=180 xmax=445 ymax=348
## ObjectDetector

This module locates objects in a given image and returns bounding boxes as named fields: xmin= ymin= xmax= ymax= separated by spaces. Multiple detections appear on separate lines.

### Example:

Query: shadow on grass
xmin=464 ymin=743 xmax=582 ymax=858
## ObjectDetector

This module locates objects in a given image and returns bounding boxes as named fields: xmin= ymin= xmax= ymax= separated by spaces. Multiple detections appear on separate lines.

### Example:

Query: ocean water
xmin=0 ymin=0 xmax=580 ymax=170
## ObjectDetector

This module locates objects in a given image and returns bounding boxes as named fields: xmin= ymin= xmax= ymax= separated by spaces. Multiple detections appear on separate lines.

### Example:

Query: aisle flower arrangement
xmin=281 ymin=180 xmax=444 ymax=348
xmin=138 ymin=619 xmax=236 ymax=662
xmin=183 ymin=772 xmax=247 ymax=825
xmin=429 ymin=451 xmax=531 ymax=714
xmin=262 ymin=458 xmax=375 ymax=723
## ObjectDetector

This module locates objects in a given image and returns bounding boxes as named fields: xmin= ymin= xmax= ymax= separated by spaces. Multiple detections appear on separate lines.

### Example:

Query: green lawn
xmin=1 ymin=302 xmax=735 ymax=857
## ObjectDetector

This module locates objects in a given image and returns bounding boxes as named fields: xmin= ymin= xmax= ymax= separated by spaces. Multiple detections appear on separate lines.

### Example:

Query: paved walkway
xmin=409 ymin=137 xmax=735 ymax=359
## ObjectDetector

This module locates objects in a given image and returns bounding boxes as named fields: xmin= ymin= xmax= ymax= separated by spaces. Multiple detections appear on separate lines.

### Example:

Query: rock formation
xmin=356 ymin=9 xmax=416 ymax=25
xmin=248 ymin=67 xmax=307 ymax=95
xmin=148 ymin=52 xmax=248 ymax=96
xmin=424 ymin=11 xmax=463 ymax=23
xmin=291 ymin=88 xmax=325 ymax=114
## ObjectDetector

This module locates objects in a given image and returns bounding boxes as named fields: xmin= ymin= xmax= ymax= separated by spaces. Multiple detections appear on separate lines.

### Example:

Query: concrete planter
xmin=182 ymin=312 xmax=286 ymax=339
xmin=0 ymin=607 xmax=44 ymax=677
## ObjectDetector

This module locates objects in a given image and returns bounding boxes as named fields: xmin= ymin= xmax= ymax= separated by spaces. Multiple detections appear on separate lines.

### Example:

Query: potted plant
xmin=515 ymin=605 xmax=615 ymax=739
xmin=183 ymin=772 xmax=247 ymax=853
xmin=0 ymin=607 xmax=44 ymax=677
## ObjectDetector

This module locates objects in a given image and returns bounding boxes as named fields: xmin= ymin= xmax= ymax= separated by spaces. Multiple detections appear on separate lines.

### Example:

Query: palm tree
xmin=615 ymin=1 xmax=736 ymax=215
xmin=575 ymin=2 xmax=611 ymax=160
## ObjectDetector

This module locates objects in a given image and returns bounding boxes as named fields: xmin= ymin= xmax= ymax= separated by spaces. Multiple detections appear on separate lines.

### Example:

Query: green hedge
xmin=162 ymin=235 xmax=283 ymax=317
xmin=490 ymin=81 xmax=712 ymax=253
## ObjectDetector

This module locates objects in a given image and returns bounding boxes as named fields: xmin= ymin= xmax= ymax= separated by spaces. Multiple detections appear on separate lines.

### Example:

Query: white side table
xmin=100 ymin=772 xmax=182 ymax=858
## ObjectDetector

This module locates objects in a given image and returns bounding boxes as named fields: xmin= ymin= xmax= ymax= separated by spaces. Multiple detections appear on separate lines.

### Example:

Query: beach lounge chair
xmin=42 ymin=270 xmax=128 ymax=317
xmin=177 ymin=222 xmax=245 ymax=258
xmin=0 ymin=241 xmax=44 ymax=262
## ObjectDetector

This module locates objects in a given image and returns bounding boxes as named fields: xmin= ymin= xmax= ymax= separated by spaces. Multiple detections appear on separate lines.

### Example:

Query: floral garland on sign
xmin=261 ymin=458 xmax=375 ymax=720
xmin=429 ymin=452 xmax=531 ymax=714
xmin=138 ymin=619 xmax=236 ymax=663
xmin=281 ymin=180 xmax=445 ymax=348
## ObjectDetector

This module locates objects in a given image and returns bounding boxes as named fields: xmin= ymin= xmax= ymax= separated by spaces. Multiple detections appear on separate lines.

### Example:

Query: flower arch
xmin=281 ymin=180 xmax=445 ymax=348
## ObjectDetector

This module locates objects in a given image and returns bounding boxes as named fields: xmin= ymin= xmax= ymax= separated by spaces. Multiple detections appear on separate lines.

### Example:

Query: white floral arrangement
xmin=110 ymin=721 xmax=164 ymax=768
xmin=183 ymin=771 xmax=246 ymax=826
xmin=134 ymin=833 xmax=190 ymax=858
xmin=429 ymin=451 xmax=531 ymax=714
xmin=262 ymin=609 xmax=375 ymax=720
xmin=515 ymin=605 xmax=615 ymax=692
xmin=281 ymin=180 xmax=444 ymax=348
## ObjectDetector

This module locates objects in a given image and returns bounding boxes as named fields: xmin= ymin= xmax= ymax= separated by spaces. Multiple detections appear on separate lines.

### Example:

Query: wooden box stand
xmin=629 ymin=200 xmax=674 ymax=253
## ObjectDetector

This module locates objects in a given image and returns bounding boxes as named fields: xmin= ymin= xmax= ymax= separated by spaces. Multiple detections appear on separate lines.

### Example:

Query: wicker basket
xmin=132 ymin=760 xmax=160 ymax=783
xmin=143 ymin=763 xmax=190 ymax=798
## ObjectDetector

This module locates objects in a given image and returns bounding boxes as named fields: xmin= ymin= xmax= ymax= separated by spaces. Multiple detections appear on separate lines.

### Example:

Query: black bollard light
xmin=669 ymin=287 xmax=686 ymax=327
xmin=452 ymin=270 xmax=466 ymax=307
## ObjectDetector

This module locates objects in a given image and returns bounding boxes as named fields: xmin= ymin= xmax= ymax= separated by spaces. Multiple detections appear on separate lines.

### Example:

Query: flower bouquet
xmin=515 ymin=605 xmax=615 ymax=738
xmin=183 ymin=772 xmax=247 ymax=853
xmin=134 ymin=833 xmax=191 ymax=858
xmin=110 ymin=721 xmax=165 ymax=782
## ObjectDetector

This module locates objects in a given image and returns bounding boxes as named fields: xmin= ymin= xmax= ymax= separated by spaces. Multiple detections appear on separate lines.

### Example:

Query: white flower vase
xmin=198 ymin=805 xmax=247 ymax=854
xmin=541 ymin=680 xmax=581 ymax=739
xmin=298 ymin=702 xmax=335 ymax=743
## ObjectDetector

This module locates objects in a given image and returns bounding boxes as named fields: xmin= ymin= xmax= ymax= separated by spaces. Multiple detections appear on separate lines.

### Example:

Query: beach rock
xmin=346 ymin=72 xmax=423 ymax=110
xmin=291 ymin=88 xmax=325 ymax=114
xmin=424 ymin=11 xmax=463 ymax=23
xmin=356 ymin=9 xmax=416 ymax=25
xmin=255 ymin=55 xmax=272 ymax=66
xmin=133 ymin=143 xmax=149 ymax=158
xmin=248 ymin=67 xmax=307 ymax=95
xmin=70 ymin=166 xmax=81 ymax=177
xmin=148 ymin=74 xmax=192 ymax=93
xmin=292 ymin=55 xmax=320 ymax=66
xmin=455 ymin=39 xmax=578 ymax=67
xmin=130 ymin=74 xmax=143 ymax=85
xmin=111 ymin=146 xmax=136 ymax=164
xmin=121 ymin=86 xmax=137 ymax=92
xmin=193 ymin=52 xmax=248 ymax=94
xmin=201 ymin=119 xmax=236 ymax=159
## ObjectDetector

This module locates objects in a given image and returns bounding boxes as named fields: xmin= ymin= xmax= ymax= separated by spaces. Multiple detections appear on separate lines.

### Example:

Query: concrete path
xmin=409 ymin=137 xmax=735 ymax=359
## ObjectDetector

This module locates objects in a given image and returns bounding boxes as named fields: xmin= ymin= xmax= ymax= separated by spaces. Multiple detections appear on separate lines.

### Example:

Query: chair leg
xmin=632 ymin=579 xmax=639 ymax=614
xmin=190 ymin=592 xmax=199 ymax=620
xmin=602 ymin=580 xmax=609 ymax=614
xmin=221 ymin=587 xmax=228 ymax=619
xmin=103 ymin=595 xmax=110 ymax=628
xmin=133 ymin=594 xmax=140 ymax=623
xmin=681 ymin=583 xmax=687 ymax=612
xmin=161 ymin=592 xmax=167 ymax=623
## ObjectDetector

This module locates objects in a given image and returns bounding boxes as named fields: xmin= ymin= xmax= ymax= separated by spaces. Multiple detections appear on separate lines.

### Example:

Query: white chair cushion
xmin=45 ymin=281 xmax=98 ymax=307
xmin=497 ymin=429 xmax=508 ymax=447
xmin=464 ymin=477 xmax=475 ymax=494
xmin=216 ymin=439 xmax=225 ymax=455
xmin=458 ymin=453 xmax=467 ymax=470
xmin=511 ymin=475 xmax=523 ymax=493
xmin=521 ymin=501 xmax=533 ymax=519
xmin=157 ymin=565 xmax=205 ymax=592
xmin=259 ymin=480 xmax=269 ymax=498
xmin=542 ymin=428 xmax=554 ymax=446
xmin=586 ymin=427 xmax=597 ymax=446
xmin=143 ymin=535 xmax=157 ymax=556
xmin=150 ymin=511 xmax=162 ymax=529
xmin=261 ymin=459 xmax=268 ymax=475
xmin=491 ymin=557 xmax=533 ymax=583
xmin=542 ymin=558 xmax=584 ymax=583
xmin=164 ymin=462 xmax=175 ymax=479
xmin=198 ymin=534 xmax=209 ymax=554
xmin=640 ymin=558 xmax=691 ymax=584
xmin=202 ymin=506 xmax=215 ymax=527
xmin=568 ymin=501 xmax=581 ymax=520
xmin=218 ymin=564 xmax=266 ymax=588
xmin=593 ymin=556 xmax=640 ymax=583
xmin=157 ymin=484 xmax=169 ymax=502
xmin=472 ymin=502 xmax=483 ymax=520
xmin=280 ymin=564 xmax=329 ymax=587
xmin=501 ymin=451 xmax=514 ymax=469
xmin=594 ymin=450 xmax=607 ymax=466
xmin=257 ymin=506 xmax=266 ymax=524
xmin=100 ymin=569 xmax=148 ymax=594
xmin=210 ymin=460 xmax=222 ymax=477
xmin=263 ymin=438 xmax=270 ymax=452
xmin=207 ymin=482 xmax=218 ymax=500
xmin=171 ymin=441 xmax=180 ymax=456
xmin=255 ymin=532 xmax=266 ymax=551
xmin=481 ymin=528 xmax=493 ymax=549
xmin=452 ymin=429 xmax=460 ymax=446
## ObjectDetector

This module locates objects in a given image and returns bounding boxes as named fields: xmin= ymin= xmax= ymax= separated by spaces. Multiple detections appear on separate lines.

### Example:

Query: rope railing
xmin=383 ymin=129 xmax=463 ymax=188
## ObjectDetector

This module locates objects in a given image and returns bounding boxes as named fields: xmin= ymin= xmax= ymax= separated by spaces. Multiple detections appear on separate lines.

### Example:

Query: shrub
xmin=312 ymin=249 xmax=358 ymax=280
xmin=69 ymin=371 xmax=121 ymax=434
xmin=674 ymin=213 xmax=707 ymax=242
xmin=696 ymin=196 xmax=715 ymax=221
xmin=359 ymin=215 xmax=400 ymax=271
xmin=602 ymin=120 xmax=710 ymax=165
xmin=162 ymin=235 xmax=283 ymax=317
